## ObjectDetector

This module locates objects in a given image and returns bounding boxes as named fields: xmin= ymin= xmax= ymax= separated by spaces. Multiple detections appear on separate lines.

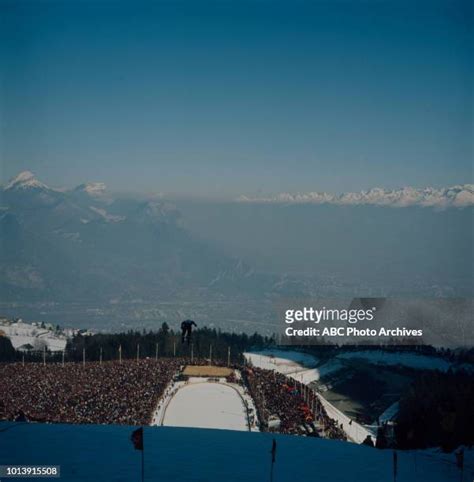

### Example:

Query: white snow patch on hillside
xmin=244 ymin=351 xmax=343 ymax=383
xmin=244 ymin=350 xmax=317 ymax=374
xmin=89 ymin=206 xmax=125 ymax=223
xmin=287 ymin=360 xmax=344 ymax=384
xmin=246 ymin=349 xmax=460 ymax=381
xmin=81 ymin=182 xmax=106 ymax=196
xmin=0 ymin=322 xmax=67 ymax=352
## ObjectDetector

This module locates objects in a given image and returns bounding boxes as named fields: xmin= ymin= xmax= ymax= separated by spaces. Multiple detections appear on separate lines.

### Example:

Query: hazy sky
xmin=1 ymin=0 xmax=472 ymax=198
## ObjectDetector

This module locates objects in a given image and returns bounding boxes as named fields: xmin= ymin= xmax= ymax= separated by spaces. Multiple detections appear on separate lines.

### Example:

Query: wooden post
xmin=100 ymin=347 xmax=103 ymax=365
xmin=227 ymin=346 xmax=231 ymax=367
xmin=393 ymin=451 xmax=398 ymax=482
xmin=22 ymin=353 xmax=25 ymax=366
xmin=155 ymin=343 xmax=158 ymax=361
xmin=62 ymin=350 xmax=65 ymax=367
xmin=270 ymin=439 xmax=276 ymax=482
xmin=119 ymin=344 xmax=122 ymax=363
xmin=137 ymin=343 xmax=140 ymax=361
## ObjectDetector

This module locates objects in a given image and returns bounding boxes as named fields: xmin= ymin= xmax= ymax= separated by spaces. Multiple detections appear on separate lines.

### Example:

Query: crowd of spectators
xmin=1 ymin=358 xmax=346 ymax=441
xmin=242 ymin=366 xmax=346 ymax=440
xmin=0 ymin=359 xmax=181 ymax=425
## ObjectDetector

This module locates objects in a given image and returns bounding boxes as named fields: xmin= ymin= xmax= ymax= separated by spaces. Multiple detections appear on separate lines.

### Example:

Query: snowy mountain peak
xmin=237 ymin=184 xmax=474 ymax=209
xmin=4 ymin=171 xmax=50 ymax=191
xmin=74 ymin=182 xmax=107 ymax=197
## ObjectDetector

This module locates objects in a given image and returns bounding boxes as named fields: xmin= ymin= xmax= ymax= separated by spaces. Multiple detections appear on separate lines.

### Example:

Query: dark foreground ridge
xmin=0 ymin=422 xmax=471 ymax=482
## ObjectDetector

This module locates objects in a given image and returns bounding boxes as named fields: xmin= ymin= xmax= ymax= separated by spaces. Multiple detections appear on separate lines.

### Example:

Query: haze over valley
xmin=0 ymin=171 xmax=471 ymax=333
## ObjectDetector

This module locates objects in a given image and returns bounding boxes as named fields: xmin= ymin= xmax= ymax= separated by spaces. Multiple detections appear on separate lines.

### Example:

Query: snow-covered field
xmin=244 ymin=350 xmax=374 ymax=443
xmin=244 ymin=348 xmax=474 ymax=443
xmin=151 ymin=375 xmax=259 ymax=432
xmin=161 ymin=381 xmax=249 ymax=431
xmin=246 ymin=348 xmax=465 ymax=387
xmin=244 ymin=350 xmax=317 ymax=374
xmin=0 ymin=322 xmax=67 ymax=352
xmin=287 ymin=360 xmax=345 ymax=384
xmin=0 ymin=422 xmax=471 ymax=482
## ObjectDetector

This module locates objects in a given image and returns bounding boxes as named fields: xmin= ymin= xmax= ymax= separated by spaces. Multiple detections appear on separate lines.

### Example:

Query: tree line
xmin=395 ymin=369 xmax=474 ymax=451
xmin=0 ymin=323 xmax=273 ymax=364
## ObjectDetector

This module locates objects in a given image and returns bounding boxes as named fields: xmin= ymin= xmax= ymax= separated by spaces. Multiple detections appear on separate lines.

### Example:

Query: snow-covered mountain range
xmin=1 ymin=171 xmax=472 ymax=311
xmin=0 ymin=171 xmax=265 ymax=303
xmin=238 ymin=184 xmax=474 ymax=208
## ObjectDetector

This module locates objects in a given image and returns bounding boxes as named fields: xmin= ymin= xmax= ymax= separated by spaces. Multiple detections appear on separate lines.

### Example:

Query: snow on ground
xmin=317 ymin=392 xmax=374 ymax=444
xmin=246 ymin=348 xmax=463 ymax=386
xmin=336 ymin=350 xmax=452 ymax=372
xmin=287 ymin=360 xmax=345 ymax=384
xmin=244 ymin=351 xmax=374 ymax=443
xmin=244 ymin=348 xmax=474 ymax=443
xmin=244 ymin=350 xmax=317 ymax=374
xmin=379 ymin=402 xmax=400 ymax=424
xmin=161 ymin=380 xmax=249 ymax=431
xmin=287 ymin=367 xmax=322 ymax=384
xmin=1 ymin=422 xmax=471 ymax=482
xmin=152 ymin=374 xmax=259 ymax=432
xmin=0 ymin=322 xmax=67 ymax=352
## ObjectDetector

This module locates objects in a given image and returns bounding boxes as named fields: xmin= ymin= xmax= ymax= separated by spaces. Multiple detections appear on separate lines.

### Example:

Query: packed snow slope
xmin=0 ymin=422 xmax=471 ymax=482
xmin=245 ymin=348 xmax=466 ymax=385
xmin=244 ymin=349 xmax=317 ymax=374
xmin=161 ymin=381 xmax=249 ymax=431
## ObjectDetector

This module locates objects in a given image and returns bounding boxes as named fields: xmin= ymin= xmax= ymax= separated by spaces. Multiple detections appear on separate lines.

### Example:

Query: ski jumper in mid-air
xmin=181 ymin=320 xmax=197 ymax=344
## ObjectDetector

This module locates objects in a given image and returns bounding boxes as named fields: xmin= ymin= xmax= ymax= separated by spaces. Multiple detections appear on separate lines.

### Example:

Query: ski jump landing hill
xmin=151 ymin=365 xmax=259 ymax=432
